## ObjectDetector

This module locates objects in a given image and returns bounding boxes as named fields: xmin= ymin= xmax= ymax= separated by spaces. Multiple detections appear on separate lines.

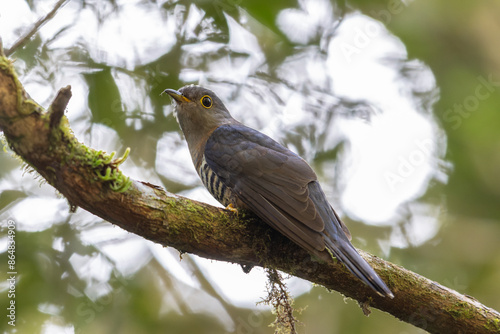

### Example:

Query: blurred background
xmin=0 ymin=0 xmax=499 ymax=333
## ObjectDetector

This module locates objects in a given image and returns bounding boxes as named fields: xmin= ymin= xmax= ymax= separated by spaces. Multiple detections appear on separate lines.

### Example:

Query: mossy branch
xmin=0 ymin=54 xmax=499 ymax=334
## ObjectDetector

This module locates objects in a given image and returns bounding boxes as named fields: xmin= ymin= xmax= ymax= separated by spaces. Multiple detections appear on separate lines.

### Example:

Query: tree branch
xmin=5 ymin=0 xmax=70 ymax=57
xmin=0 ymin=54 xmax=499 ymax=334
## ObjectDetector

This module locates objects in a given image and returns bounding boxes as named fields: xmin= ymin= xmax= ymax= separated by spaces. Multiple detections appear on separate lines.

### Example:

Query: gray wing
xmin=204 ymin=124 xmax=346 ymax=255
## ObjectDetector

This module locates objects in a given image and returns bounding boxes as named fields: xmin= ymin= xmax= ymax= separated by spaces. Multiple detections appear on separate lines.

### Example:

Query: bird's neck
xmin=188 ymin=125 xmax=217 ymax=170
xmin=179 ymin=118 xmax=239 ymax=169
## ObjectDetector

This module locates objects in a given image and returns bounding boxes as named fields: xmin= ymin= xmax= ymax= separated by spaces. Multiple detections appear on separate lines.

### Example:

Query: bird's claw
xmin=225 ymin=203 xmax=238 ymax=214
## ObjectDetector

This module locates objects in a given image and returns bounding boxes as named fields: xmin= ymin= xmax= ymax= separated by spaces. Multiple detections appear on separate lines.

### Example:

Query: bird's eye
xmin=200 ymin=95 xmax=212 ymax=109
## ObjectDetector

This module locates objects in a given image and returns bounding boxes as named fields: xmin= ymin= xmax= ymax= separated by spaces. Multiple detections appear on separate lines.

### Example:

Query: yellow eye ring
xmin=200 ymin=95 xmax=213 ymax=109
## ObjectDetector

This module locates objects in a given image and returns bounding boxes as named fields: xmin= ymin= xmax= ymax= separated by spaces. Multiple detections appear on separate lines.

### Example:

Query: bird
xmin=163 ymin=85 xmax=394 ymax=298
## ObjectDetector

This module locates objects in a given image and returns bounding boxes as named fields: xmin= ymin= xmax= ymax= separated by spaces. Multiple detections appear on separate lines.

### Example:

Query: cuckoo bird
xmin=164 ymin=85 xmax=393 ymax=298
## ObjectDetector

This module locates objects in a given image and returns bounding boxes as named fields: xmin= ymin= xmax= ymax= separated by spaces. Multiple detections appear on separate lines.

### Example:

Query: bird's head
xmin=163 ymin=85 xmax=234 ymax=133
xmin=163 ymin=85 xmax=237 ymax=164
xmin=163 ymin=85 xmax=233 ymax=125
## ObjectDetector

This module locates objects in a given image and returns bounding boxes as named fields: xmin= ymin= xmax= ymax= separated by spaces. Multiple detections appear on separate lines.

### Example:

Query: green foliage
xmin=91 ymin=147 xmax=132 ymax=193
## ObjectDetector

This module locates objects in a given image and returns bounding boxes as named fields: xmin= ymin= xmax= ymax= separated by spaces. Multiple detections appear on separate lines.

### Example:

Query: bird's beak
xmin=163 ymin=89 xmax=191 ymax=103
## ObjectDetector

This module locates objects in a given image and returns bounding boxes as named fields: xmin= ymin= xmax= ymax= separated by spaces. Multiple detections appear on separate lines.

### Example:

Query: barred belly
xmin=198 ymin=156 xmax=233 ymax=207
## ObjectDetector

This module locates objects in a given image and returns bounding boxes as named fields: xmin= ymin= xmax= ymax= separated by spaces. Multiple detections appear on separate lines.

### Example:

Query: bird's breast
xmin=198 ymin=156 xmax=234 ymax=207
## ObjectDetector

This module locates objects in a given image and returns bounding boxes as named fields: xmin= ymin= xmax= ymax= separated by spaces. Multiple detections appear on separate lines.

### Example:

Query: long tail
xmin=324 ymin=237 xmax=394 ymax=298
xmin=308 ymin=181 xmax=394 ymax=298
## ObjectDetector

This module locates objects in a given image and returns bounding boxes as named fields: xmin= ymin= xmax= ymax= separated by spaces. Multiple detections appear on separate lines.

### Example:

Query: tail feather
xmin=325 ymin=238 xmax=394 ymax=298
xmin=308 ymin=181 xmax=393 ymax=298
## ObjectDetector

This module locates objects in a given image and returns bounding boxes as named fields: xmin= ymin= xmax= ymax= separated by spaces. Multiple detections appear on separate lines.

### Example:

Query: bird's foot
xmin=225 ymin=203 xmax=239 ymax=214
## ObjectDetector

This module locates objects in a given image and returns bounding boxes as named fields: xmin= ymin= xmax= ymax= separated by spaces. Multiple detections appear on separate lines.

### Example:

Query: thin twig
xmin=5 ymin=0 xmax=70 ymax=57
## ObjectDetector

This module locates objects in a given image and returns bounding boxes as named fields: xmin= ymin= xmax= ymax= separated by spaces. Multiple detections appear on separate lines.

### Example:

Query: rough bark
xmin=0 ymin=54 xmax=499 ymax=334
